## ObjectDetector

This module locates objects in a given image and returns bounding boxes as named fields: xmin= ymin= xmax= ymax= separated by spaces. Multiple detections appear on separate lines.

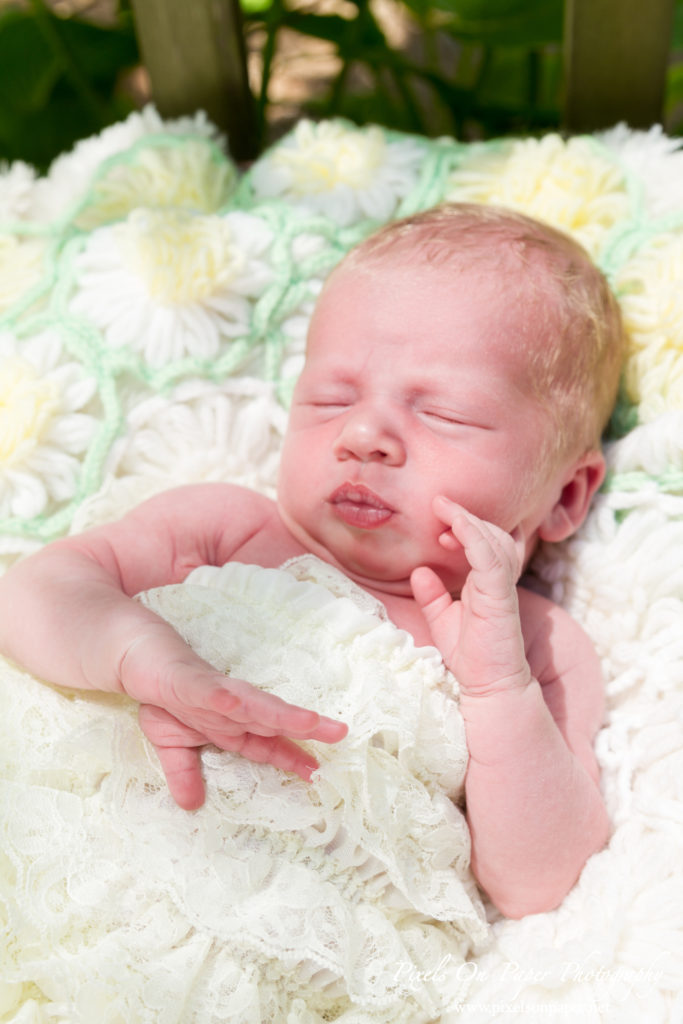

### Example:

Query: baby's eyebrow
xmin=302 ymin=364 xmax=358 ymax=388
xmin=406 ymin=381 xmax=467 ymax=405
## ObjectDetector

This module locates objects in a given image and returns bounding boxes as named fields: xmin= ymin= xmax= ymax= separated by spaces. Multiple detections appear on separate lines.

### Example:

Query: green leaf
xmin=240 ymin=0 xmax=274 ymax=13
xmin=474 ymin=46 xmax=559 ymax=109
xmin=316 ymin=87 xmax=419 ymax=132
xmin=673 ymin=0 xmax=683 ymax=48
xmin=0 ymin=10 xmax=61 ymax=112
xmin=436 ymin=0 xmax=555 ymax=16
xmin=0 ymin=6 xmax=138 ymax=168
xmin=402 ymin=0 xmax=564 ymax=46
xmin=666 ymin=59 xmax=683 ymax=125
xmin=46 ymin=12 xmax=139 ymax=84
xmin=280 ymin=10 xmax=354 ymax=44
xmin=0 ymin=86 xmax=98 ymax=166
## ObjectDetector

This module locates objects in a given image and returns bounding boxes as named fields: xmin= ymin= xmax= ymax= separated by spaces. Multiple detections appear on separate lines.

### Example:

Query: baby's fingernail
xmin=323 ymin=718 xmax=349 ymax=740
xmin=301 ymin=756 xmax=319 ymax=781
xmin=434 ymin=495 xmax=454 ymax=513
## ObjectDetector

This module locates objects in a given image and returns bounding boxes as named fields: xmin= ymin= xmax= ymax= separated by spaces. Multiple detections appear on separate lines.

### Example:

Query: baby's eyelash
xmin=421 ymin=410 xmax=463 ymax=425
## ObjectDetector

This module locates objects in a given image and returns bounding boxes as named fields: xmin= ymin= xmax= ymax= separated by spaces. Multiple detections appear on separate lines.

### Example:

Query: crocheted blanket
xmin=1 ymin=110 xmax=683 ymax=1022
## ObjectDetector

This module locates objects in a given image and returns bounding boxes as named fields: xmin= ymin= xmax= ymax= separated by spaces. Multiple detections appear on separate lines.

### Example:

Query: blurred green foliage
xmin=246 ymin=0 xmax=567 ymax=142
xmin=0 ymin=0 xmax=681 ymax=171
xmin=0 ymin=1 xmax=139 ymax=169
xmin=246 ymin=0 xmax=683 ymax=143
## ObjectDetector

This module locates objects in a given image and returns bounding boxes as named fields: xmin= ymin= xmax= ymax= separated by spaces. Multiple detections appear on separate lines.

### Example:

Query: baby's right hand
xmin=118 ymin=622 xmax=348 ymax=809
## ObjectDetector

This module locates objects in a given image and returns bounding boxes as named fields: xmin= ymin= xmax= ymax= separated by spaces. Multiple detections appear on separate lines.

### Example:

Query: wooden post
xmin=563 ymin=0 xmax=675 ymax=132
xmin=130 ymin=0 xmax=259 ymax=161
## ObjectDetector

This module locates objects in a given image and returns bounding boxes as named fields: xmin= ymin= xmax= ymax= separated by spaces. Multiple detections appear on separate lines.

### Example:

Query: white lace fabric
xmin=1 ymin=557 xmax=487 ymax=1023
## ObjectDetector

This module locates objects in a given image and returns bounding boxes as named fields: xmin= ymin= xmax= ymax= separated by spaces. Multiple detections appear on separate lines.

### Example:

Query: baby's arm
xmin=0 ymin=484 xmax=346 ymax=808
xmin=411 ymin=496 xmax=609 ymax=919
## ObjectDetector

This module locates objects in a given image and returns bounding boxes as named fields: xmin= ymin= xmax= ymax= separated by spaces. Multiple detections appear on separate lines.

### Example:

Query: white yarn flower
xmin=116 ymin=379 xmax=286 ymax=490
xmin=0 ymin=234 xmax=46 ymax=313
xmin=606 ymin=411 xmax=683 ymax=478
xmin=70 ymin=379 xmax=287 ymax=532
xmin=0 ymin=161 xmax=37 ymax=221
xmin=615 ymin=233 xmax=683 ymax=422
xmin=249 ymin=119 xmax=425 ymax=226
xmin=0 ymin=330 xmax=98 ymax=520
xmin=598 ymin=124 xmax=683 ymax=219
xmin=447 ymin=134 xmax=631 ymax=258
xmin=69 ymin=209 xmax=274 ymax=368
xmin=74 ymin=138 xmax=238 ymax=230
xmin=31 ymin=105 xmax=220 ymax=222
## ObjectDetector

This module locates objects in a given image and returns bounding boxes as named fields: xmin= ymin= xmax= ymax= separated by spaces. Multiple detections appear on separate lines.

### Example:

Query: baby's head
xmin=278 ymin=203 xmax=626 ymax=595
xmin=338 ymin=202 xmax=625 ymax=468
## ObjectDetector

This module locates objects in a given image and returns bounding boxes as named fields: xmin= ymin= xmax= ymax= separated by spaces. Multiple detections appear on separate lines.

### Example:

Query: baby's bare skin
xmin=0 ymin=255 xmax=612 ymax=919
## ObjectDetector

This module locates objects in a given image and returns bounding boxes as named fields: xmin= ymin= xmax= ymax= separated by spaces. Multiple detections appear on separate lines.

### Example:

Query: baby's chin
xmin=276 ymin=497 xmax=469 ymax=596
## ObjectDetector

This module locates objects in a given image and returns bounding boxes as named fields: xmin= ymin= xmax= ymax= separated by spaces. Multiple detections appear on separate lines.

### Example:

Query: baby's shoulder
xmin=517 ymin=584 xmax=574 ymax=635
xmin=517 ymin=584 xmax=600 ymax=680
xmin=127 ymin=481 xmax=276 ymax=535
xmin=517 ymin=585 xmax=605 ymax=768
xmin=122 ymin=482 xmax=281 ymax=570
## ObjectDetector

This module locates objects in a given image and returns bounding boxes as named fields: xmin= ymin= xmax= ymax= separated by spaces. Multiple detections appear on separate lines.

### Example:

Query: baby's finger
xmin=138 ymin=704 xmax=206 ymax=810
xmin=154 ymin=655 xmax=343 ymax=741
xmin=157 ymin=745 xmax=206 ymax=810
xmin=123 ymin=628 xmax=348 ymax=744
xmin=410 ymin=565 xmax=452 ymax=622
xmin=434 ymin=497 xmax=523 ymax=583
xmin=225 ymin=731 xmax=321 ymax=782
xmin=207 ymin=677 xmax=349 ymax=743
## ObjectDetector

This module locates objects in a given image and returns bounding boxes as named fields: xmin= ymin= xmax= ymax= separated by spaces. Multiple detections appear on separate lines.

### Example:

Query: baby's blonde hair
xmin=341 ymin=202 xmax=625 ymax=464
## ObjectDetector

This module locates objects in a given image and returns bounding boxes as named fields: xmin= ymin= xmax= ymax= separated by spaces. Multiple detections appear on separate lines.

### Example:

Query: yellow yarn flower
xmin=121 ymin=208 xmax=246 ymax=305
xmin=448 ymin=134 xmax=631 ymax=257
xmin=250 ymin=119 xmax=424 ymax=225
xmin=70 ymin=209 xmax=273 ymax=367
xmin=273 ymin=121 xmax=387 ymax=193
xmin=0 ymin=331 xmax=97 ymax=519
xmin=75 ymin=140 xmax=238 ymax=230
xmin=0 ymin=358 xmax=59 ymax=467
xmin=615 ymin=232 xmax=683 ymax=422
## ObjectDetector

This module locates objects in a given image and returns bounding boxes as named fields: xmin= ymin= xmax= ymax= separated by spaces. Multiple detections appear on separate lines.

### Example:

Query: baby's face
xmin=277 ymin=260 xmax=569 ymax=596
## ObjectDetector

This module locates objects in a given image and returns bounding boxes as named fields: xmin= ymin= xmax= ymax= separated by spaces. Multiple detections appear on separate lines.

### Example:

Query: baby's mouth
xmin=328 ymin=484 xmax=395 ymax=529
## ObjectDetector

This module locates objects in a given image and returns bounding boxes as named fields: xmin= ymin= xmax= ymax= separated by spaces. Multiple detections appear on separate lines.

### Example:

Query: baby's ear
xmin=537 ymin=450 xmax=606 ymax=543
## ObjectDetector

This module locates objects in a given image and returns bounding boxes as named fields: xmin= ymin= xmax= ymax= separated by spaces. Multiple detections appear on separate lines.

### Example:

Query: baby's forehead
xmin=322 ymin=245 xmax=560 ymax=336
xmin=334 ymin=229 xmax=568 ymax=311
xmin=309 ymin=257 xmax=559 ymax=384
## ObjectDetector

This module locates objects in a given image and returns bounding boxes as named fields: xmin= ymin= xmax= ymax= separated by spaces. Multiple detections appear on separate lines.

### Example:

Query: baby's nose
xmin=332 ymin=406 xmax=405 ymax=465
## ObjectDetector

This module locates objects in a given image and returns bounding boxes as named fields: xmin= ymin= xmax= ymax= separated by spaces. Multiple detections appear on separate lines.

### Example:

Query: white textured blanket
xmin=1 ymin=111 xmax=682 ymax=1022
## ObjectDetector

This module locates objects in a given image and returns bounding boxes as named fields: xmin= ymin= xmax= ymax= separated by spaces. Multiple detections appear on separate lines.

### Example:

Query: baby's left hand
xmin=411 ymin=496 xmax=531 ymax=696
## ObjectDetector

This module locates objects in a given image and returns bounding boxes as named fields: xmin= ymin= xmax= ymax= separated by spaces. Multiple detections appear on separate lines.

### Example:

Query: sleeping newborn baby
xmin=0 ymin=202 xmax=625 ymax=1020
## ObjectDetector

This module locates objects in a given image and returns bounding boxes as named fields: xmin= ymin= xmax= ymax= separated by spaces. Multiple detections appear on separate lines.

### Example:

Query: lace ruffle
xmin=1 ymin=558 xmax=487 ymax=1023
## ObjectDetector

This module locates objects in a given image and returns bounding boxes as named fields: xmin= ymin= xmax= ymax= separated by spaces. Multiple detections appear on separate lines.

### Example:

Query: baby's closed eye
xmin=417 ymin=407 xmax=487 ymax=431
